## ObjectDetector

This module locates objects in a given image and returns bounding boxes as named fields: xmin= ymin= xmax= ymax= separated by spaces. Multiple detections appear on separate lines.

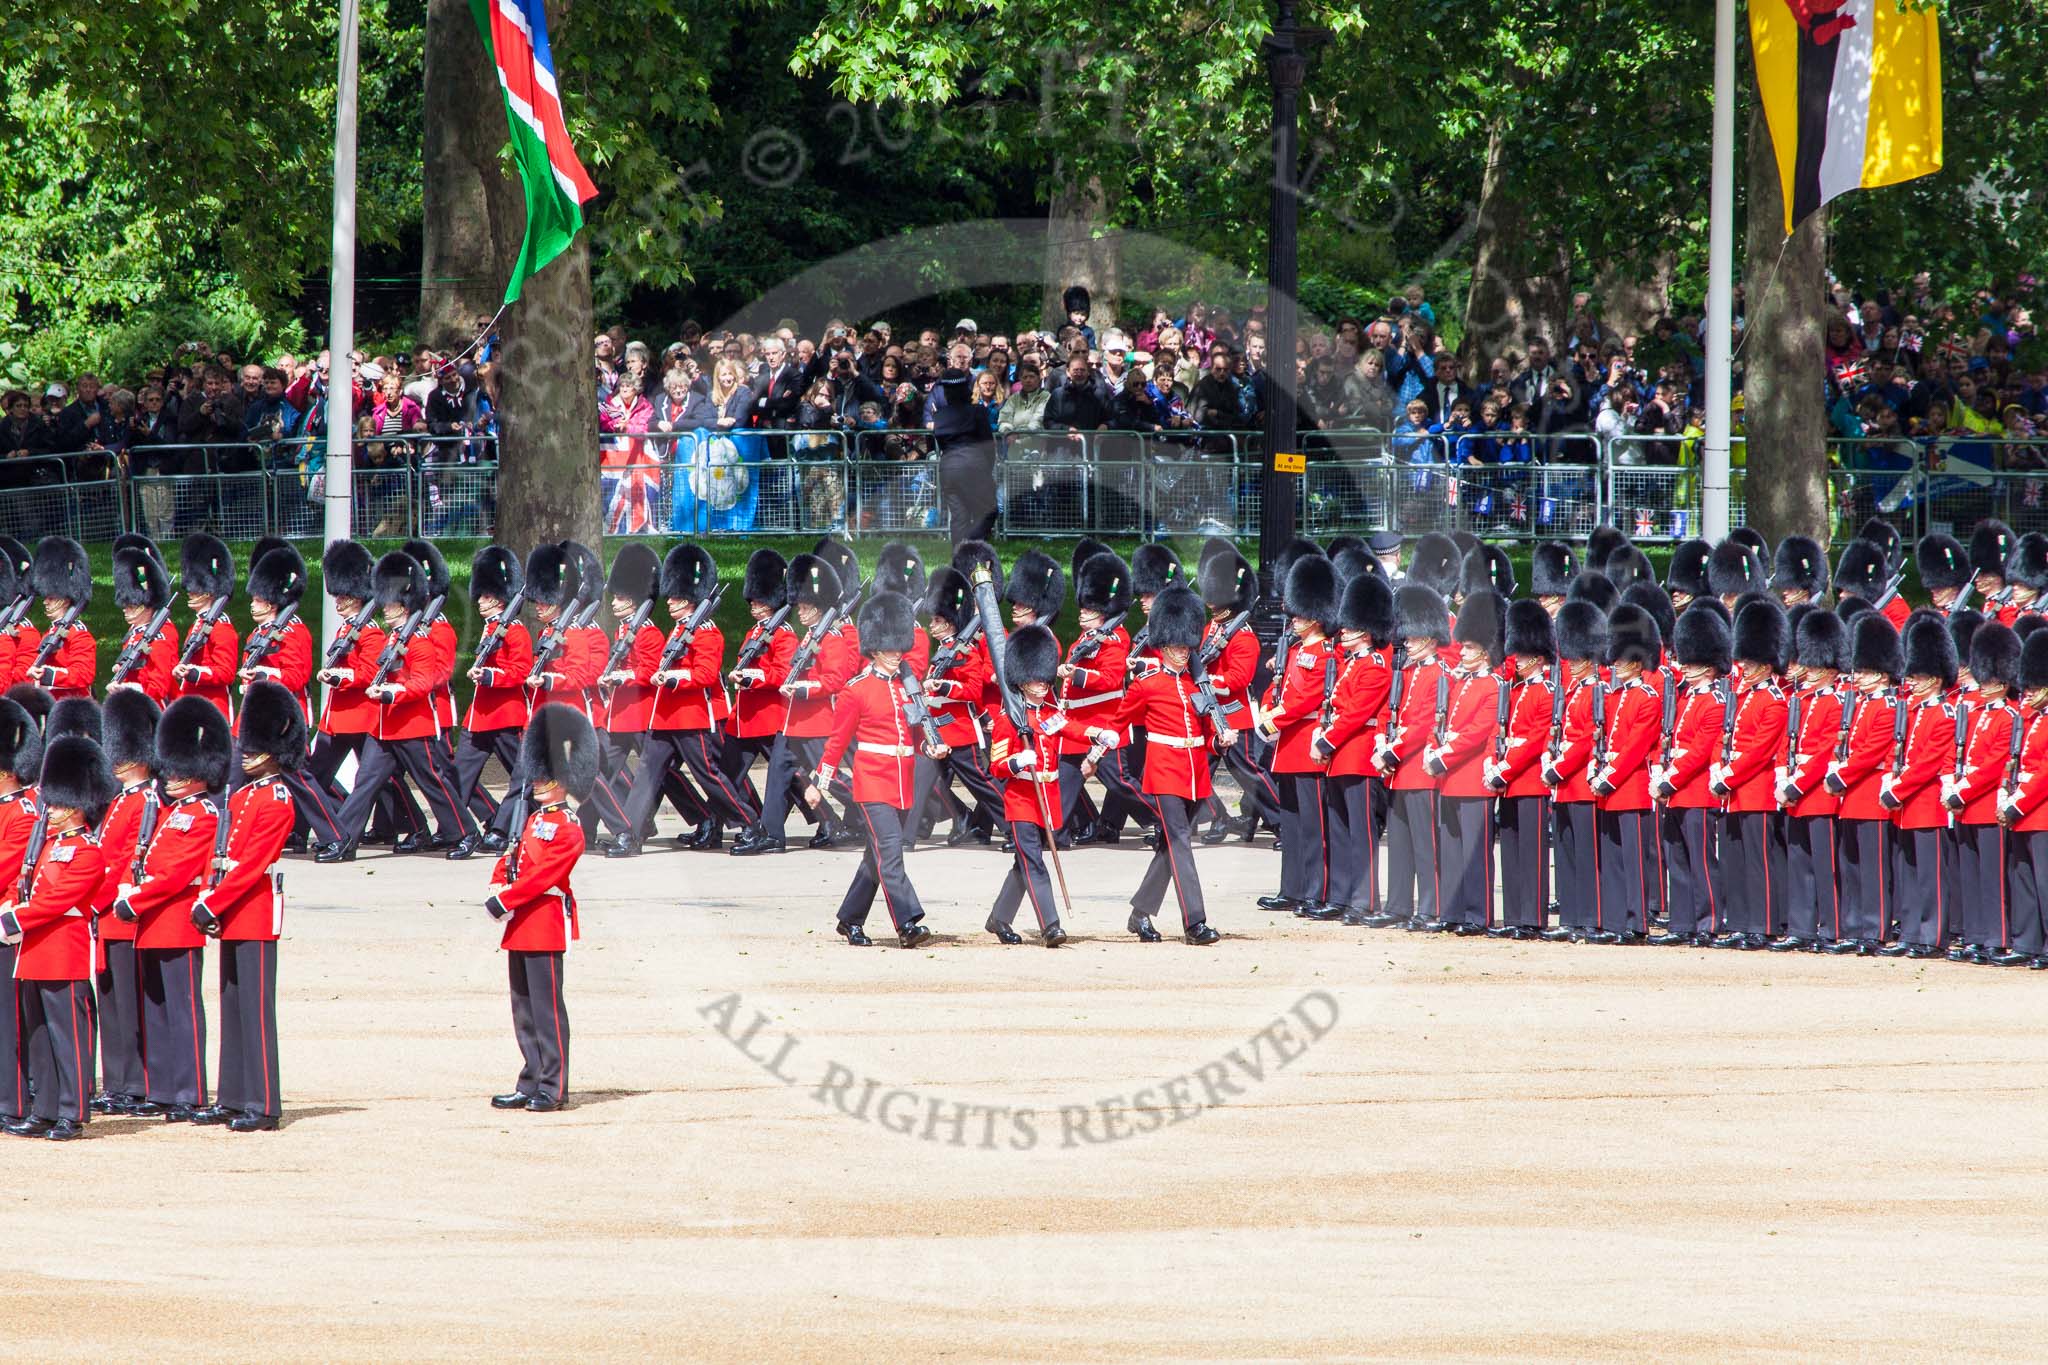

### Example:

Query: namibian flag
xmin=469 ymin=0 xmax=599 ymax=302
xmin=1752 ymin=0 xmax=1941 ymax=235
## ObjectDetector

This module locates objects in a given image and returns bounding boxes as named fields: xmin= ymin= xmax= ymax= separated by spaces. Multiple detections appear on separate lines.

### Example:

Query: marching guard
xmin=91 ymin=688 xmax=160 ymax=1115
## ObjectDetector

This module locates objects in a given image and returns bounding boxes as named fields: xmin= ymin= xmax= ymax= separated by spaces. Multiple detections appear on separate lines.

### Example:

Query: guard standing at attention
xmin=1488 ymin=599 xmax=1557 ymax=939
xmin=90 ymin=688 xmax=160 ymax=1115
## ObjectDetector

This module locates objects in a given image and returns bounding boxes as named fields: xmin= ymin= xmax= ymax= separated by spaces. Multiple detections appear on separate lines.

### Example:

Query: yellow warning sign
xmin=1272 ymin=452 xmax=1306 ymax=475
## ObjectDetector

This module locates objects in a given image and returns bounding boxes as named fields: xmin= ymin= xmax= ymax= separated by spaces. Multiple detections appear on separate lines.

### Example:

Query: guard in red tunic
xmin=983 ymin=626 xmax=1090 ymax=946
xmin=1969 ymin=521 xmax=2018 ymax=627
xmin=240 ymin=545 xmax=337 ymax=846
xmin=809 ymin=592 xmax=941 ymax=948
xmin=1540 ymin=603 xmax=1606 ymax=941
xmin=171 ymin=533 xmax=240 ymax=719
xmin=1427 ymin=591 xmax=1505 ymax=934
xmin=91 ymin=689 xmax=158 ymax=1115
xmin=186 ymin=681 xmax=300 ymax=1131
xmin=1198 ymin=550 xmax=1281 ymax=843
xmin=1769 ymin=535 xmax=1828 ymax=610
xmin=105 ymin=546 xmax=178 ymax=701
xmin=913 ymin=567 xmax=1009 ymax=847
xmin=1946 ymin=625 xmax=2021 ymax=962
xmin=1835 ymin=537 xmax=1907 ymax=635
xmin=1878 ymin=616 xmax=1958 ymax=957
xmin=1770 ymin=609 xmax=1849 ymax=950
xmin=1820 ymin=614 xmax=1904 ymax=956
xmin=522 ymin=542 xmax=600 ymax=718
xmin=1254 ymin=555 xmax=1342 ymax=916
xmin=723 ymin=552 xmax=795 ymax=840
xmin=1647 ymin=606 xmax=1730 ymax=946
xmin=1486 ymin=600 xmax=1556 ymax=938
xmin=737 ymin=553 xmax=859 ymax=856
xmin=0 ymin=734 xmax=113 ymax=1139
xmin=0 ymin=699 xmax=42 ymax=1126
xmin=1708 ymin=601 xmax=1790 ymax=948
xmin=0 ymin=536 xmax=35 ymax=691
xmin=1315 ymin=573 xmax=1393 ymax=925
xmin=24 ymin=535 xmax=95 ymax=701
xmin=112 ymin=696 xmax=231 ymax=1120
xmin=1915 ymin=532 xmax=1970 ymax=617
xmin=1062 ymin=551 xmax=1152 ymax=845
xmin=486 ymin=703 xmax=596 ymax=1112
xmin=1380 ymin=585 xmax=1450 ymax=930
xmin=455 ymin=546 xmax=532 ymax=850
xmin=1087 ymin=586 xmax=1224 ymax=945
xmin=583 ymin=543 xmax=670 ymax=847
xmin=1996 ymin=632 xmax=2048 ymax=968
xmin=309 ymin=540 xmax=422 ymax=845
xmin=1591 ymin=604 xmax=1663 ymax=942
xmin=401 ymin=539 xmax=465 ymax=807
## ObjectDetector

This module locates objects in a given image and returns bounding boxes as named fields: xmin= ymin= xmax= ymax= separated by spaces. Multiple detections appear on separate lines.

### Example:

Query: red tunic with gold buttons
xmin=206 ymin=776 xmax=296 ymax=941
xmin=243 ymin=616 xmax=314 ymax=722
xmin=922 ymin=633 xmax=991 ymax=748
xmin=172 ymin=617 xmax=237 ymax=717
xmin=816 ymin=666 xmax=921 ymax=808
xmin=110 ymin=619 xmax=180 ymax=701
xmin=1496 ymin=672 xmax=1555 ymax=798
xmin=987 ymin=701 xmax=1092 ymax=826
xmin=649 ymin=622 xmax=727 ymax=730
xmin=1832 ymin=690 xmax=1899 ymax=822
xmin=1720 ymin=676 xmax=1788 ymax=813
xmin=599 ymin=620 xmax=665 ymax=733
xmin=1594 ymin=676 xmax=1661 ymax=812
xmin=1661 ymin=681 xmax=1726 ymax=810
xmin=1887 ymin=696 xmax=1955 ymax=831
xmin=1319 ymin=645 xmax=1391 ymax=779
xmin=784 ymin=621 xmax=858 ymax=739
xmin=1434 ymin=667 xmax=1503 ymax=799
xmin=1386 ymin=657 xmax=1447 ymax=794
xmin=371 ymin=626 xmax=444 ymax=743
xmin=0 ymin=791 xmax=41 ymax=893
xmin=92 ymin=781 xmax=153 ymax=967
xmin=1 ymin=623 xmax=39 ymax=690
xmin=1059 ymin=625 xmax=1130 ymax=754
xmin=1104 ymin=668 xmax=1221 ymax=800
xmin=124 ymin=791 xmax=219 ymax=952
xmin=1953 ymin=698 xmax=2016 ymax=826
xmin=319 ymin=620 xmax=387 ymax=736
xmin=1261 ymin=635 xmax=1340 ymax=773
xmin=31 ymin=621 xmax=97 ymax=701
xmin=1783 ymin=683 xmax=1843 ymax=819
xmin=426 ymin=618 xmax=459 ymax=736
xmin=3 ymin=827 xmax=105 ymax=981
xmin=528 ymin=619 xmax=603 ymax=716
xmin=730 ymin=621 xmax=796 ymax=738
xmin=572 ymin=624 xmax=612 ymax=726
xmin=1547 ymin=676 xmax=1599 ymax=805
xmin=466 ymin=618 xmax=534 ymax=732
xmin=491 ymin=801 xmax=582 ymax=952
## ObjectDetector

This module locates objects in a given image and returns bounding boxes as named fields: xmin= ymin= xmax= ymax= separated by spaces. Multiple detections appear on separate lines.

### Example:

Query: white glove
xmin=1999 ymin=793 xmax=2022 ymax=823
xmin=1012 ymin=750 xmax=1037 ymax=772
xmin=734 ymin=667 xmax=764 ymax=683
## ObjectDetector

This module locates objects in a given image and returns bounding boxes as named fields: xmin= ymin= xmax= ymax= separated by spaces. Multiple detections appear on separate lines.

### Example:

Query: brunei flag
xmin=1752 ymin=0 xmax=1942 ymax=235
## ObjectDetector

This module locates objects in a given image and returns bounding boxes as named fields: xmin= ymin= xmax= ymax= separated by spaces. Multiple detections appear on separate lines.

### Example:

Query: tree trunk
xmin=1592 ymin=250 xmax=1676 ymax=342
xmin=496 ymin=237 xmax=603 ymax=552
xmin=1740 ymin=99 xmax=1830 ymax=547
xmin=1044 ymin=168 xmax=1119 ymax=335
xmin=419 ymin=0 xmax=522 ymax=349
xmin=1460 ymin=123 xmax=1570 ymax=383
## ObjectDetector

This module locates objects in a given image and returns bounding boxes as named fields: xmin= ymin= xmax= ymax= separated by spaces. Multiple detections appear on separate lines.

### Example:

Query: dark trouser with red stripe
xmin=1663 ymin=805 xmax=1720 ymax=935
xmin=1836 ymin=818 xmax=1890 ymax=943
xmin=1595 ymin=809 xmax=1655 ymax=935
xmin=1326 ymin=775 xmax=1381 ymax=913
xmin=508 ymin=950 xmax=568 ymax=1103
xmin=1497 ymin=794 xmax=1549 ymax=928
xmin=1953 ymin=823 xmax=2008 ymax=949
xmin=913 ymin=748 xmax=1009 ymax=840
xmin=2007 ymin=830 xmax=2048 ymax=956
xmin=1278 ymin=773 xmax=1331 ymax=904
xmin=722 ymin=733 xmax=769 ymax=815
xmin=96 ymin=940 xmax=145 ymax=1102
xmin=1219 ymin=737 xmax=1285 ymax=826
xmin=1070 ymin=746 xmax=1155 ymax=834
xmin=0 ymin=948 xmax=22 ymax=1119
xmin=1385 ymin=788 xmax=1439 ymax=923
xmin=1133 ymin=794 xmax=1207 ymax=931
xmin=1783 ymin=815 xmax=1838 ymax=941
xmin=992 ymin=819 xmax=1060 ymax=932
xmin=1891 ymin=825 xmax=1946 ymax=948
xmin=20 ymin=979 xmax=92 ymax=1124
xmin=586 ymin=732 xmax=698 ymax=839
xmin=274 ymin=763 xmax=343 ymax=846
xmin=838 ymin=802 xmax=926 ymax=933
xmin=628 ymin=729 xmax=757 ymax=834
xmin=310 ymin=729 xmax=424 ymax=839
xmin=216 ymin=939 xmax=280 ymax=1118
xmin=454 ymin=725 xmax=521 ymax=830
xmin=1437 ymin=794 xmax=1494 ymax=927
xmin=140 ymin=945 xmax=207 ymax=1107
xmin=763 ymin=735 xmax=836 ymax=840
xmin=1719 ymin=810 xmax=1784 ymax=938
xmin=335 ymin=736 xmax=473 ymax=844
xmin=1554 ymin=801 xmax=1598 ymax=930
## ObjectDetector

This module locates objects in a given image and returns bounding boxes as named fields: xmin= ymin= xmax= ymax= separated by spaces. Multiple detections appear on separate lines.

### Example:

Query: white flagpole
xmin=321 ymin=0 xmax=359 ymax=653
xmin=1701 ymin=0 xmax=1736 ymax=541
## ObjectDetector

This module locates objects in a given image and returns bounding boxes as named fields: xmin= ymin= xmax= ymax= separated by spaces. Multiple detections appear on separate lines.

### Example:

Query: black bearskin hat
xmin=1450 ymin=530 xmax=1481 ymax=560
xmin=660 ymin=545 xmax=717 ymax=603
xmin=2008 ymin=533 xmax=2048 ymax=594
xmin=2023 ymin=630 xmax=2048 ymax=693
xmin=564 ymin=542 xmax=604 ymax=609
xmin=522 ymin=703 xmax=600 ymax=802
xmin=1283 ymin=554 xmax=1341 ymax=634
xmin=1130 ymin=543 xmax=1184 ymax=598
xmin=1062 ymin=283 xmax=1091 ymax=319
xmin=1904 ymin=613 xmax=1958 ymax=689
xmin=1556 ymin=600 xmax=1609 ymax=664
xmin=374 ymin=552 xmax=428 ymax=615
xmin=786 ymin=553 xmax=841 ymax=611
xmin=113 ymin=532 xmax=161 ymax=564
xmin=522 ymin=542 xmax=573 ymax=608
xmin=1770 ymin=535 xmax=1829 ymax=598
xmin=1076 ymin=552 xmax=1132 ymax=617
xmin=1708 ymin=540 xmax=1766 ymax=598
xmin=1915 ymin=533 xmax=1970 ymax=595
xmin=29 ymin=535 xmax=90 ymax=605
xmin=1007 ymin=624 xmax=1061 ymax=687
xmin=1406 ymin=532 xmax=1462 ymax=599
xmin=1605 ymin=543 xmax=1655 ymax=591
xmin=1950 ymin=609 xmax=1985 ymax=672
xmin=1665 ymin=539 xmax=1712 ymax=598
xmin=0 ymin=536 xmax=29 ymax=593
xmin=1837 ymin=596 xmax=1873 ymax=626
xmin=238 ymin=681 xmax=307 ymax=771
xmin=1394 ymin=584 xmax=1450 ymax=645
xmin=1506 ymin=598 xmax=1555 ymax=662
xmin=1734 ymin=599 xmax=1788 ymax=668
xmin=1972 ymin=623 xmax=2022 ymax=692
xmin=1325 ymin=534 xmax=1367 ymax=560
xmin=1851 ymin=614 xmax=1904 ymax=682
xmin=1004 ymin=550 xmax=1065 ymax=622
xmin=1783 ymin=602 xmax=1814 ymax=670
xmin=606 ymin=543 xmax=660 ymax=602
xmin=951 ymin=539 xmax=1001 ymax=586
xmin=46 ymin=696 xmax=98 ymax=746
xmin=1620 ymin=582 xmax=1676 ymax=654
xmin=1332 ymin=546 xmax=1378 ymax=586
xmin=0 ymin=698 xmax=40 ymax=781
xmin=323 ymin=540 xmax=375 ymax=604
xmin=742 ymin=549 xmax=788 ymax=608
xmin=112 ymin=546 xmax=172 ymax=612
xmin=1673 ymin=604 xmax=1732 ymax=673
xmin=1532 ymin=541 xmax=1577 ymax=597
xmin=1459 ymin=544 xmax=1515 ymax=599
xmin=1834 ymin=539 xmax=1889 ymax=601
xmin=248 ymin=545 xmax=307 ymax=609
xmin=1146 ymin=586 xmax=1207 ymax=651
xmin=6 ymin=685 xmax=50 ymax=731
xmin=179 ymin=533 xmax=235 ymax=601
xmin=857 ymin=590 xmax=917 ymax=656
xmin=1727 ymin=526 xmax=1769 ymax=559
xmin=471 ymin=545 xmax=522 ymax=605
xmin=1198 ymin=535 xmax=1238 ymax=575
xmin=103 ymin=689 xmax=160 ymax=771
xmin=874 ymin=542 xmax=927 ymax=601
xmin=401 ymin=539 xmax=451 ymax=600
xmin=1971 ymin=520 xmax=2015 ymax=579
xmin=1586 ymin=525 xmax=1629 ymax=574
xmin=1201 ymin=552 xmax=1257 ymax=614
xmin=1794 ymin=605 xmax=1849 ymax=673
xmin=1566 ymin=570 xmax=1619 ymax=615
xmin=812 ymin=537 xmax=862 ymax=608
xmin=1339 ymin=573 xmax=1395 ymax=645
xmin=1069 ymin=537 xmax=1113 ymax=585
xmin=925 ymin=567 xmax=975 ymax=634
xmin=1858 ymin=517 xmax=1903 ymax=569
xmin=38 ymin=735 xmax=115 ymax=817
xmin=156 ymin=695 xmax=231 ymax=788
xmin=1605 ymin=603 xmax=1662 ymax=669
xmin=246 ymin=536 xmax=289 ymax=586
xmin=1453 ymin=590 xmax=1506 ymax=665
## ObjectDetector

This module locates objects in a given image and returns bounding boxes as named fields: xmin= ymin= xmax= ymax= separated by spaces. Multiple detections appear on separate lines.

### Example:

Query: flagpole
xmin=1701 ymin=0 xmax=1735 ymax=542
xmin=321 ymin=0 xmax=359 ymax=655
